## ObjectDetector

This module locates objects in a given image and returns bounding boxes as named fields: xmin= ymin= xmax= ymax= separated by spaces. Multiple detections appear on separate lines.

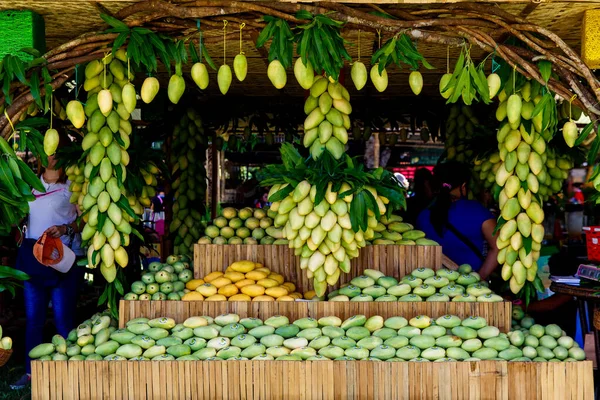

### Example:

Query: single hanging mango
xmin=140 ymin=77 xmax=160 ymax=104
xmin=439 ymin=73 xmax=453 ymax=99
xmin=233 ymin=54 xmax=248 ymax=82
xmin=506 ymin=94 xmax=522 ymax=125
xmin=43 ymin=128 xmax=59 ymax=156
xmin=370 ymin=64 xmax=388 ymax=92
xmin=487 ymin=74 xmax=501 ymax=99
xmin=121 ymin=83 xmax=137 ymax=114
xmin=66 ymin=100 xmax=85 ymax=129
xmin=168 ymin=74 xmax=185 ymax=104
xmin=409 ymin=71 xmax=423 ymax=95
xmin=191 ymin=62 xmax=209 ymax=89
xmin=217 ymin=64 xmax=232 ymax=95
xmin=293 ymin=58 xmax=314 ymax=90
xmin=267 ymin=60 xmax=287 ymax=89
xmin=562 ymin=121 xmax=578 ymax=147
xmin=97 ymin=89 xmax=113 ymax=117
xmin=351 ymin=61 xmax=367 ymax=91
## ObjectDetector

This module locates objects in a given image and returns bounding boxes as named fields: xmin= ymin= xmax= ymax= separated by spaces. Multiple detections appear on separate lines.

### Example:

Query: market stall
xmin=0 ymin=0 xmax=598 ymax=399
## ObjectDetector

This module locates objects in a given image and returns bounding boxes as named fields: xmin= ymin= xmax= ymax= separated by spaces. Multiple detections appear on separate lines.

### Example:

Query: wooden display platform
xmin=194 ymin=244 xmax=443 ymax=292
xmin=31 ymin=360 xmax=594 ymax=399
xmin=119 ymin=300 xmax=513 ymax=332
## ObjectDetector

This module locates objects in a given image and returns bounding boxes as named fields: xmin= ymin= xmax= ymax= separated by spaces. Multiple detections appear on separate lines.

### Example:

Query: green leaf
xmin=269 ymin=185 xmax=294 ymax=202
xmin=449 ymin=68 xmax=468 ymax=103
xmin=101 ymin=14 xmax=130 ymax=32
xmin=256 ymin=21 xmax=275 ymax=48
xmin=202 ymin=46 xmax=217 ymax=70
xmin=588 ymin=136 xmax=600 ymax=165
xmin=112 ymin=32 xmax=129 ymax=56
xmin=0 ymin=265 xmax=29 ymax=280
xmin=531 ymin=93 xmax=549 ymax=118
xmin=29 ymin=70 xmax=42 ymax=108
xmin=538 ymin=60 xmax=552 ymax=84
xmin=574 ymin=122 xmax=594 ymax=147
xmin=523 ymin=235 xmax=533 ymax=255
xmin=493 ymin=216 xmax=507 ymax=235
xmin=114 ymin=278 xmax=124 ymax=296
xmin=295 ymin=10 xmax=314 ymax=20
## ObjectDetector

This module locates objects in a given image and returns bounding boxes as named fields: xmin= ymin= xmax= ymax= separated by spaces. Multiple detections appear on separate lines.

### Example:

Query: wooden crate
xmin=119 ymin=300 xmax=513 ymax=332
xmin=194 ymin=244 xmax=443 ymax=292
xmin=31 ymin=359 xmax=594 ymax=399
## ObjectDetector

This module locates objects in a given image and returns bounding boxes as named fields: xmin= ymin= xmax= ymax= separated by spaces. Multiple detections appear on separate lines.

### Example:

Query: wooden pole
xmin=211 ymin=133 xmax=218 ymax=219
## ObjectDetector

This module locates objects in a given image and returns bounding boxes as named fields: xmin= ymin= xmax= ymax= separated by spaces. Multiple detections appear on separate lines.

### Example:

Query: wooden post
xmin=211 ymin=133 xmax=218 ymax=219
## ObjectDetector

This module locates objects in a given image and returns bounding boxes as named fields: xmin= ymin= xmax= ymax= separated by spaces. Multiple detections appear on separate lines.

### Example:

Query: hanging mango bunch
xmin=256 ymin=13 xmax=408 ymax=296
xmin=493 ymin=72 xmax=561 ymax=295
xmin=68 ymin=51 xmax=137 ymax=284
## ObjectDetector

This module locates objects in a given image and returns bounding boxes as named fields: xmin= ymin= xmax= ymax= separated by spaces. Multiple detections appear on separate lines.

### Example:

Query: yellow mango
xmin=182 ymin=292 xmax=205 ymax=301
xmin=203 ymin=271 xmax=223 ymax=283
xmin=241 ymin=284 xmax=265 ymax=297
xmin=224 ymin=271 xmax=245 ymax=283
xmin=196 ymin=283 xmax=217 ymax=297
xmin=245 ymin=270 xmax=268 ymax=281
xmin=210 ymin=277 xmax=232 ymax=289
xmin=185 ymin=279 xmax=205 ymax=291
xmin=265 ymin=286 xmax=288 ymax=298
xmin=229 ymin=294 xmax=252 ymax=301
xmin=218 ymin=284 xmax=239 ymax=297
xmin=230 ymin=260 xmax=255 ymax=273
xmin=252 ymin=295 xmax=275 ymax=302
xmin=257 ymin=278 xmax=279 ymax=288
xmin=234 ymin=279 xmax=255 ymax=289
xmin=205 ymin=294 xmax=227 ymax=302
xmin=276 ymin=295 xmax=295 ymax=302
xmin=267 ymin=273 xmax=285 ymax=285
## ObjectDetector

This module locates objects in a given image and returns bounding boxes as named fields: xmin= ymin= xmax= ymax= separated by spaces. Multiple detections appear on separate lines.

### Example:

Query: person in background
xmin=151 ymin=190 xmax=165 ymax=213
xmin=404 ymin=168 xmax=434 ymax=225
xmin=416 ymin=161 xmax=499 ymax=279
xmin=254 ymin=189 xmax=271 ymax=209
xmin=11 ymin=132 xmax=83 ymax=390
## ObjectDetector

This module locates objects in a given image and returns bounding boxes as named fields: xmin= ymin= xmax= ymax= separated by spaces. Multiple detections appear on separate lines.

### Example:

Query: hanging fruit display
xmin=170 ymin=108 xmax=209 ymax=255
xmin=494 ymin=77 xmax=556 ymax=294
xmin=73 ymin=52 xmax=138 ymax=283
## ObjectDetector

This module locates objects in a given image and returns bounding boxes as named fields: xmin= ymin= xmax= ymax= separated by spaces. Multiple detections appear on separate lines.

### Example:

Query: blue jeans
xmin=17 ymin=240 xmax=82 ymax=373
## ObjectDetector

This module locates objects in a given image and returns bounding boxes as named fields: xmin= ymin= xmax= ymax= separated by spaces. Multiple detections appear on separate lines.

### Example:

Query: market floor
xmin=0 ymin=357 xmax=30 ymax=400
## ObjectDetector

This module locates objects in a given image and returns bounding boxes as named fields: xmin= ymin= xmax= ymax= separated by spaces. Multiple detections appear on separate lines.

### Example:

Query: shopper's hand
xmin=45 ymin=225 xmax=65 ymax=238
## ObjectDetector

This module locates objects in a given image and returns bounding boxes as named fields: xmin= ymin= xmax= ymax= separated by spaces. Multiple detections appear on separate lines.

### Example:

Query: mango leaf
xmin=295 ymin=10 xmax=314 ymax=20
xmin=531 ymin=92 xmax=549 ymax=118
xmin=523 ymin=235 xmax=533 ymax=255
xmin=0 ymin=265 xmax=29 ymax=280
xmin=574 ymin=122 xmax=594 ymax=147
xmin=101 ymin=14 xmax=130 ymax=32
xmin=493 ymin=216 xmax=507 ymax=235
xmin=538 ymin=60 xmax=552 ymax=84
xmin=588 ymin=135 xmax=600 ymax=165
xmin=269 ymin=185 xmax=294 ymax=202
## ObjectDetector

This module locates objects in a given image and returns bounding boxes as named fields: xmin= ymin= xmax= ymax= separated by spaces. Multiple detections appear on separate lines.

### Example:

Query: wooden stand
xmin=194 ymin=244 xmax=443 ymax=292
xmin=31 ymin=359 xmax=594 ymax=399
xmin=119 ymin=299 xmax=513 ymax=332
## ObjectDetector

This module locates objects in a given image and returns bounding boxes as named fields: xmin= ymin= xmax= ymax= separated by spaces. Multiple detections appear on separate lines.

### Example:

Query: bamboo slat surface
xmin=31 ymin=360 xmax=594 ymax=400
xmin=194 ymin=244 xmax=443 ymax=292
xmin=118 ymin=300 xmax=512 ymax=332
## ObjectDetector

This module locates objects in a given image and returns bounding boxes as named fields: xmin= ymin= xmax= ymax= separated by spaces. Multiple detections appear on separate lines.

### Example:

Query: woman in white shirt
xmin=11 ymin=131 xmax=83 ymax=390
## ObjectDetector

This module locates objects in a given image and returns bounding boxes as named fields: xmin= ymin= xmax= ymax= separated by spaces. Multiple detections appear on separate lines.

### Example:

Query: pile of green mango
xmin=28 ymin=310 xmax=118 ymax=361
xmin=325 ymin=267 xmax=503 ymax=303
xmin=367 ymin=214 xmax=439 ymax=246
xmin=123 ymin=255 xmax=193 ymax=301
xmin=29 ymin=312 xmax=584 ymax=362
xmin=200 ymin=206 xmax=286 ymax=245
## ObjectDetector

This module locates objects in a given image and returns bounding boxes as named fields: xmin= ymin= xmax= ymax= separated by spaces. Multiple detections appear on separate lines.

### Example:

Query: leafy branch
xmin=371 ymin=33 xmax=434 ymax=73
xmin=0 ymin=265 xmax=29 ymax=298
xmin=260 ymin=144 xmax=406 ymax=232
xmin=442 ymin=46 xmax=491 ymax=105
xmin=0 ymin=49 xmax=53 ymax=112
xmin=256 ymin=16 xmax=294 ymax=69
xmin=294 ymin=12 xmax=350 ymax=80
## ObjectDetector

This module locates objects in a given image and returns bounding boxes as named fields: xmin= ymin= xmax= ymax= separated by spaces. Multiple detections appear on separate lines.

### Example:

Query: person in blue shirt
xmin=416 ymin=161 xmax=499 ymax=279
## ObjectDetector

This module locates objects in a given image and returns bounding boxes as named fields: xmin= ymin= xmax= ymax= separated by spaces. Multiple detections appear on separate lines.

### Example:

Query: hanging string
xmin=4 ymin=109 xmax=15 ymax=143
xmin=358 ymin=30 xmax=361 ymax=62
xmin=197 ymin=19 xmax=203 ymax=64
xmin=513 ymin=64 xmax=516 ymax=94
xmin=569 ymin=94 xmax=577 ymax=120
xmin=127 ymin=57 xmax=131 ymax=83
xmin=75 ymin=64 xmax=79 ymax=99
xmin=50 ymin=92 xmax=53 ymax=129
xmin=376 ymin=29 xmax=382 ymax=49
xmin=446 ymin=46 xmax=449 ymax=75
xmin=239 ymin=23 xmax=246 ymax=55
xmin=223 ymin=20 xmax=229 ymax=64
